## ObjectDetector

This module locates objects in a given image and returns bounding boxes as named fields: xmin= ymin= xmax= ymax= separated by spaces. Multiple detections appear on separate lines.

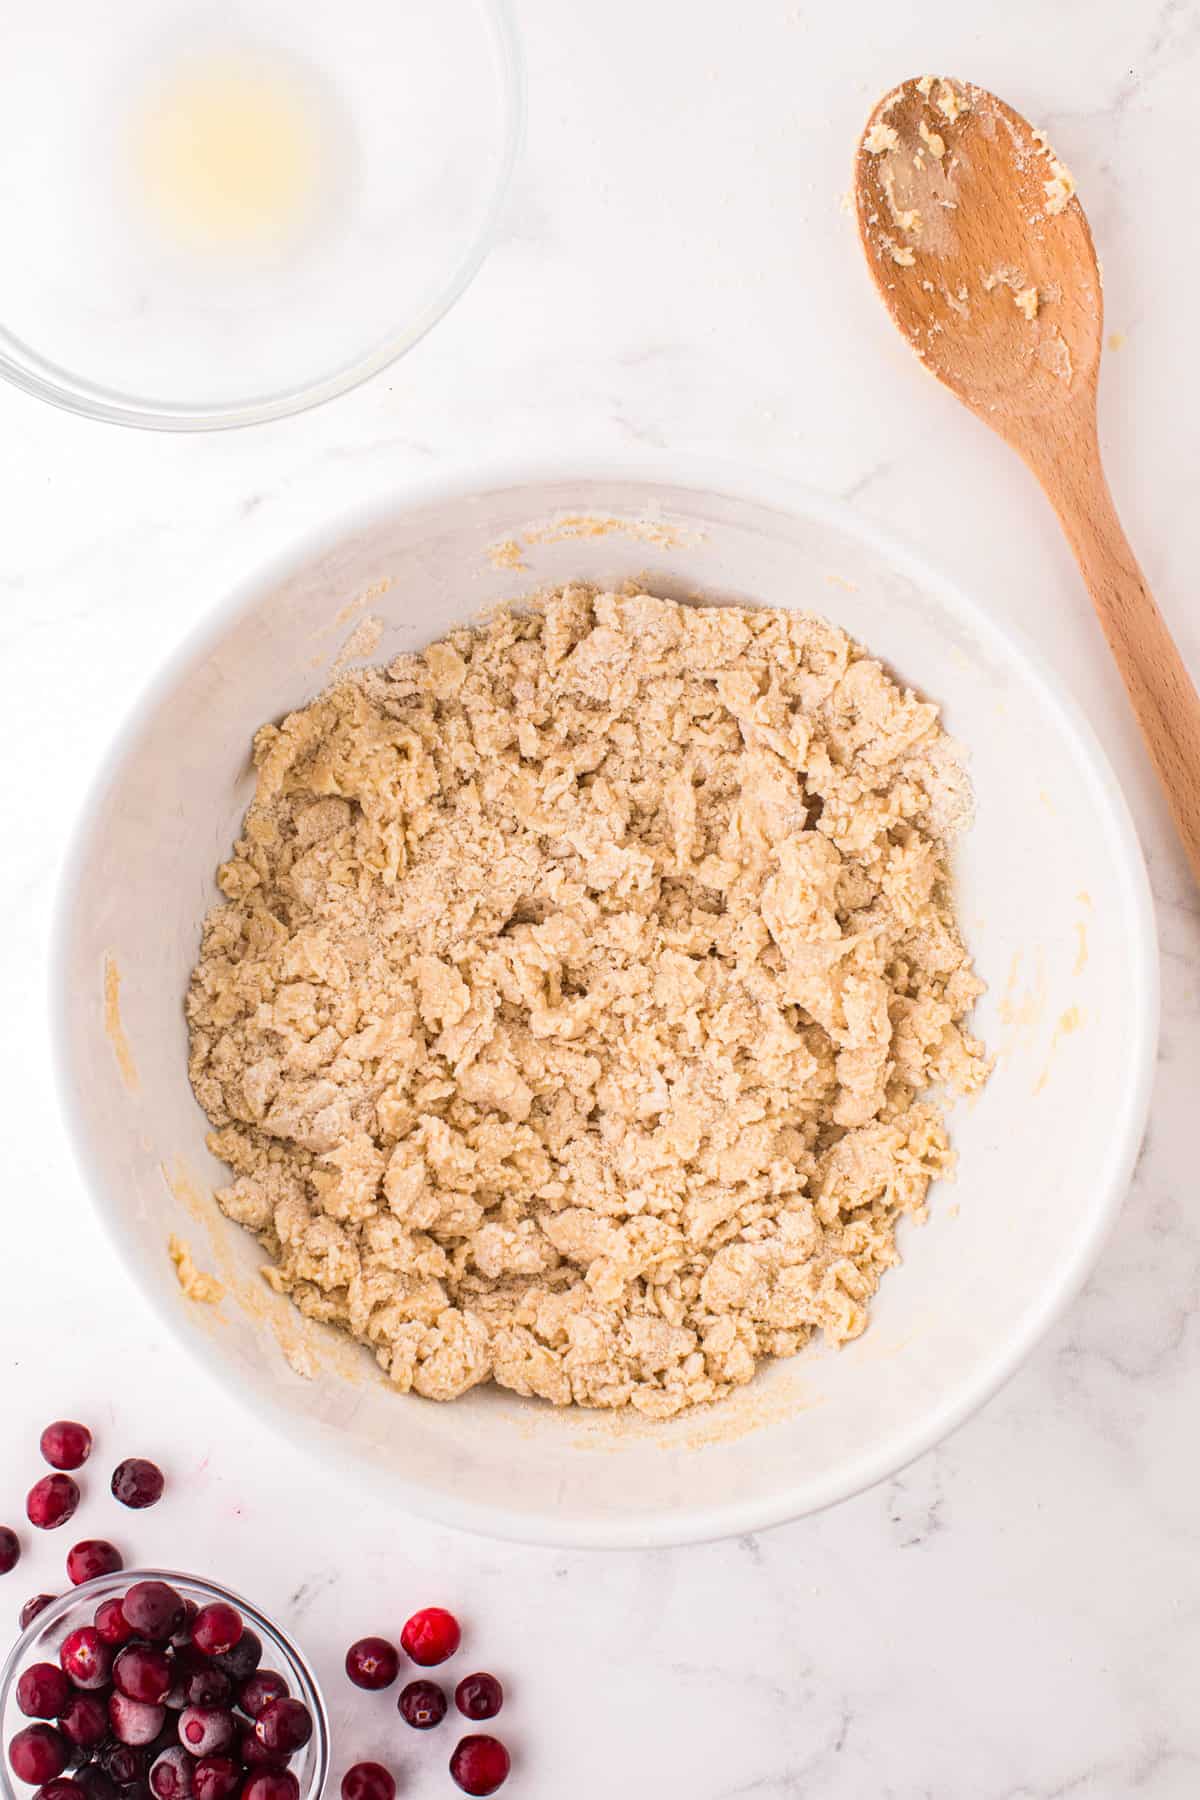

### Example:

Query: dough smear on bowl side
xmin=185 ymin=585 xmax=990 ymax=1419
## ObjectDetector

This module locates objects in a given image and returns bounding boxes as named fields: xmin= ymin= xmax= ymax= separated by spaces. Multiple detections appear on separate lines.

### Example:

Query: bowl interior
xmin=54 ymin=469 xmax=1157 ymax=1544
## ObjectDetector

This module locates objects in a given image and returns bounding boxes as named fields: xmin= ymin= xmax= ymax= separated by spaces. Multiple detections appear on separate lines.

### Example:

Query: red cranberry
xmin=40 ymin=1424 xmax=93 ymax=1472
xmin=114 ymin=1647 xmax=174 ymax=1705
xmin=26 ymin=1477 xmax=80 ymax=1533
xmin=397 ymin=1680 xmax=446 ymax=1730
xmin=108 ymin=1693 xmax=167 ymax=1747
xmin=449 ymin=1736 xmax=509 ymax=1797
xmin=8 ymin=1724 xmax=70 ymax=1786
xmin=182 ymin=1666 xmax=232 ymax=1709
xmin=110 ymin=1462 xmax=164 ymax=1511
xmin=178 ymin=1708 xmax=235 ymax=1757
xmin=16 ymin=1662 xmax=69 ymax=1719
xmin=400 ymin=1607 xmax=460 ymax=1667
xmin=100 ymin=1743 xmax=146 ymax=1785
xmin=74 ymin=1769 xmax=118 ymax=1800
xmin=149 ymin=1749 xmax=194 ymax=1800
xmin=253 ymin=1700 xmax=311 ymax=1757
xmin=213 ymin=1630 xmax=261 ymax=1685
xmin=189 ymin=1605 xmax=242 ymax=1658
xmin=60 ymin=1628 xmax=112 ymax=1691
xmin=0 ymin=1525 xmax=20 ymax=1573
xmin=171 ymin=1602 xmax=199 ymax=1649
xmin=20 ymin=1594 xmax=57 ymax=1630
xmin=340 ymin=1765 xmax=395 ymax=1800
xmin=67 ymin=1542 xmax=123 ymax=1587
xmin=237 ymin=1673 xmax=287 ymax=1719
xmin=59 ymin=1693 xmax=110 ymax=1750
xmin=94 ymin=1599 xmax=136 ymax=1646
xmin=241 ymin=1777 xmax=298 ymax=1800
xmin=38 ymin=1782 xmax=84 ymax=1800
xmin=454 ymin=1673 xmax=502 ymax=1721
xmin=343 ymin=1639 xmax=398 ymax=1691
xmin=190 ymin=1758 xmax=240 ymax=1800
xmin=122 ymin=1583 xmax=185 ymax=1643
xmin=238 ymin=1728 xmax=285 ymax=1771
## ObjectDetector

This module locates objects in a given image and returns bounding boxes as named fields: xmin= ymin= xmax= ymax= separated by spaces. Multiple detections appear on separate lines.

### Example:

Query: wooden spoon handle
xmin=1028 ymin=430 xmax=1200 ymax=882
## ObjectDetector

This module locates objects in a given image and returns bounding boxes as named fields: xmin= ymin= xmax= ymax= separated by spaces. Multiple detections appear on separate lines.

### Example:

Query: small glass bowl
xmin=0 ymin=1570 xmax=329 ymax=1800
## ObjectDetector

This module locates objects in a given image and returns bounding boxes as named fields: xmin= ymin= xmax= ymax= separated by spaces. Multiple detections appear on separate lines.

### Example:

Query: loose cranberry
xmin=94 ymin=1598 xmax=136 ymax=1646
xmin=397 ymin=1680 xmax=447 ymax=1730
xmin=40 ymin=1424 xmax=93 ymax=1472
xmin=26 ymin=1477 xmax=80 ymax=1533
xmin=67 ymin=1542 xmax=124 ymax=1587
xmin=241 ymin=1777 xmax=298 ymax=1800
xmin=178 ymin=1708 xmax=235 ymax=1757
xmin=60 ymin=1628 xmax=112 ymax=1691
xmin=213 ymin=1630 xmax=261 ymax=1684
xmin=238 ymin=1728 xmax=285 ymax=1771
xmin=110 ymin=1462 xmax=164 ymax=1511
xmin=449 ymin=1736 xmax=510 ymax=1797
xmin=149 ymin=1749 xmax=194 ymax=1800
xmin=237 ymin=1673 xmax=287 ymax=1719
xmin=100 ymin=1743 xmax=146 ymax=1785
xmin=253 ymin=1700 xmax=312 ymax=1757
xmin=189 ymin=1605 xmax=242 ymax=1658
xmin=37 ymin=1782 xmax=83 ymax=1800
xmin=340 ymin=1765 xmax=395 ymax=1800
xmin=454 ymin=1673 xmax=502 ymax=1721
xmin=108 ymin=1693 xmax=167 ymax=1747
xmin=16 ymin=1662 xmax=69 ymax=1719
xmin=183 ymin=1666 xmax=232 ymax=1709
xmin=8 ymin=1724 xmax=70 ymax=1786
xmin=59 ymin=1693 xmax=110 ymax=1750
xmin=0 ymin=1525 xmax=20 ymax=1573
xmin=74 ymin=1769 xmax=118 ymax=1800
xmin=400 ymin=1607 xmax=460 ymax=1667
xmin=171 ymin=1602 xmax=199 ymax=1649
xmin=114 ymin=1647 xmax=174 ymax=1705
xmin=343 ymin=1638 xmax=398 ymax=1692
xmin=190 ymin=1758 xmax=240 ymax=1800
xmin=122 ymin=1583 xmax=185 ymax=1643
xmin=20 ymin=1594 xmax=57 ymax=1630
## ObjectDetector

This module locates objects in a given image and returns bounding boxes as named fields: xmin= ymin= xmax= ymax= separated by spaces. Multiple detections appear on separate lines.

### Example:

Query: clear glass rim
xmin=0 ymin=0 xmax=524 ymax=432
xmin=0 ymin=1569 xmax=330 ymax=1800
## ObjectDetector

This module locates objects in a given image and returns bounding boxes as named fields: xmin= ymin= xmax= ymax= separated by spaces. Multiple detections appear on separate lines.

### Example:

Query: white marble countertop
xmin=2 ymin=1 xmax=1198 ymax=1794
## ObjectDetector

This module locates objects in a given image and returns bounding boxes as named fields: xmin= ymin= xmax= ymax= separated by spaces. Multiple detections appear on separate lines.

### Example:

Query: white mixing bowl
xmin=53 ymin=460 xmax=1159 ymax=1547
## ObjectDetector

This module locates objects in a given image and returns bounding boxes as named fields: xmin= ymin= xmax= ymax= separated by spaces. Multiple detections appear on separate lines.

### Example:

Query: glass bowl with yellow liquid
xmin=2 ymin=1 xmax=522 ymax=428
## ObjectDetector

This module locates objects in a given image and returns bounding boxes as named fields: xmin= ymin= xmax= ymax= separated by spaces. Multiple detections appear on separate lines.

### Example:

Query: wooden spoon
xmin=854 ymin=75 xmax=1200 ymax=883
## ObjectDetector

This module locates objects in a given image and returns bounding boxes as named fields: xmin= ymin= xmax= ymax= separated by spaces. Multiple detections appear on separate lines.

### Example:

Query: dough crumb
xmin=918 ymin=119 xmax=945 ymax=159
xmin=935 ymin=80 xmax=967 ymax=123
xmin=1043 ymin=158 xmax=1076 ymax=215
xmin=187 ymin=588 xmax=989 ymax=1417
xmin=1014 ymin=286 xmax=1039 ymax=321
xmin=864 ymin=121 xmax=899 ymax=154
xmin=168 ymin=1235 xmax=224 ymax=1305
xmin=890 ymin=245 xmax=916 ymax=266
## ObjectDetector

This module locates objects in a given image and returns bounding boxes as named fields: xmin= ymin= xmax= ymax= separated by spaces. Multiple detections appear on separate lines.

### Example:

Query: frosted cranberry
xmin=178 ymin=1709 xmax=235 ymax=1757
xmin=110 ymin=1462 xmax=164 ymax=1511
xmin=237 ymin=1673 xmax=286 ymax=1719
xmin=340 ymin=1765 xmax=395 ymax=1800
xmin=60 ymin=1628 xmax=112 ymax=1691
xmin=16 ymin=1663 xmax=69 ymax=1719
xmin=343 ymin=1639 xmax=398 ymax=1691
xmin=100 ymin=1743 xmax=145 ymax=1785
xmin=74 ymin=1770 xmax=118 ymax=1800
xmin=238 ymin=1728 xmax=285 ymax=1771
xmin=40 ymin=1782 xmax=85 ymax=1800
xmin=190 ymin=1758 xmax=240 ymax=1800
xmin=213 ymin=1630 xmax=261 ymax=1685
xmin=8 ymin=1724 xmax=69 ymax=1786
xmin=454 ymin=1674 xmax=502 ymax=1721
xmin=20 ymin=1594 xmax=56 ymax=1630
xmin=241 ymin=1777 xmax=298 ymax=1800
xmin=449 ymin=1736 xmax=509 ymax=1797
xmin=40 ymin=1424 xmax=93 ymax=1472
xmin=397 ymin=1680 xmax=446 ymax=1730
xmin=400 ymin=1607 xmax=460 ymax=1667
xmin=67 ymin=1542 xmax=123 ymax=1587
xmin=171 ymin=1602 xmax=199 ymax=1649
xmin=94 ymin=1599 xmax=135 ymax=1646
xmin=108 ymin=1693 xmax=167 ymax=1747
xmin=149 ymin=1749 xmax=193 ymax=1800
xmin=253 ymin=1700 xmax=311 ymax=1757
xmin=122 ymin=1584 xmax=185 ymax=1643
xmin=59 ymin=1693 xmax=109 ymax=1750
xmin=0 ymin=1525 xmax=20 ymax=1573
xmin=114 ymin=1647 xmax=173 ymax=1705
xmin=189 ymin=1605 xmax=242 ymax=1658
xmin=182 ymin=1666 xmax=232 ymax=1709
xmin=26 ymin=1477 xmax=80 ymax=1532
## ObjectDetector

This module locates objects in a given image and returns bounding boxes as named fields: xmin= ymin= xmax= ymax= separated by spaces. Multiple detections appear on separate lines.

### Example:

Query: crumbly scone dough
xmin=187 ymin=588 xmax=988 ymax=1418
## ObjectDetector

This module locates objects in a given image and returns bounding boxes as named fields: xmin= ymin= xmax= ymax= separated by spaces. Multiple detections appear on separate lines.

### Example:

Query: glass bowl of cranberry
xmin=1 ymin=1572 xmax=328 ymax=1800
